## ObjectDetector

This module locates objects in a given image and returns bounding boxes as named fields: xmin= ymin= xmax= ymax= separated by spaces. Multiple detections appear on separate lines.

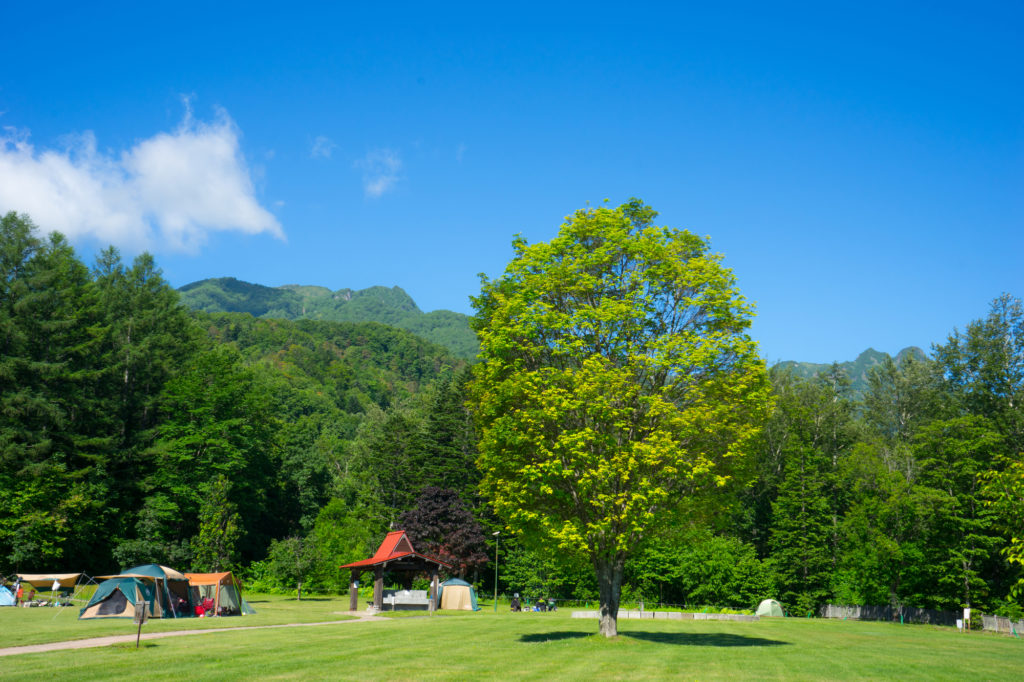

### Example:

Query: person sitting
xmin=510 ymin=594 xmax=521 ymax=612
xmin=202 ymin=597 xmax=215 ymax=615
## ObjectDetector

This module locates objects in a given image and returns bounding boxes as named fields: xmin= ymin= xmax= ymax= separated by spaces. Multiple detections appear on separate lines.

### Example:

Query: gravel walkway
xmin=0 ymin=611 xmax=386 ymax=658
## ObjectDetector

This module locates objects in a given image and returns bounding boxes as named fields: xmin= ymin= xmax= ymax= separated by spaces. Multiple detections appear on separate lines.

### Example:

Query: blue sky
xmin=1 ymin=2 xmax=1020 ymax=363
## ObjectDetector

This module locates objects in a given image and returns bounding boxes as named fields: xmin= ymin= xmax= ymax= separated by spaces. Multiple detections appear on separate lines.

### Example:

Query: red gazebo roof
xmin=340 ymin=530 xmax=451 ymax=570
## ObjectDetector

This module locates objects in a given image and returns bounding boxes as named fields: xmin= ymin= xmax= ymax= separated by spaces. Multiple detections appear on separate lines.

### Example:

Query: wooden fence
xmin=819 ymin=604 xmax=957 ymax=626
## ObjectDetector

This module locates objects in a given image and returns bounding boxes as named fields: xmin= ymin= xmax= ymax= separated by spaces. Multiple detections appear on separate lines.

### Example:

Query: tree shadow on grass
xmin=520 ymin=632 xmax=592 ymax=643
xmin=623 ymin=632 xmax=789 ymax=647
xmin=519 ymin=632 xmax=789 ymax=647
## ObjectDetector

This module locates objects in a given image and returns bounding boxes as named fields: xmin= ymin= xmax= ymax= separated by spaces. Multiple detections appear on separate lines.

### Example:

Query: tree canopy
xmin=469 ymin=199 xmax=771 ymax=635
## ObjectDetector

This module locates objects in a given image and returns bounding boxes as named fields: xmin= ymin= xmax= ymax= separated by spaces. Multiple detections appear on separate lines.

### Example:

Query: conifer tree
xmin=193 ymin=475 xmax=242 ymax=572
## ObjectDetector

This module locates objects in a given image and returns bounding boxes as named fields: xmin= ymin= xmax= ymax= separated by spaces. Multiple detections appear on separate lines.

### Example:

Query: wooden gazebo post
xmin=349 ymin=570 xmax=361 ymax=611
xmin=373 ymin=565 xmax=384 ymax=611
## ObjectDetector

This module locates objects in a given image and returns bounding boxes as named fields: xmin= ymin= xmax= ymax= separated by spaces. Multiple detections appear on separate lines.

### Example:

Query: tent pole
xmin=164 ymin=579 xmax=176 ymax=619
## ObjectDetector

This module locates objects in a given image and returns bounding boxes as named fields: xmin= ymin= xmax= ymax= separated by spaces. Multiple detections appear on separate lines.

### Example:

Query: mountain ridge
xmin=179 ymin=277 xmax=928 ymax=384
xmin=178 ymin=277 xmax=479 ymax=359
xmin=774 ymin=346 xmax=928 ymax=395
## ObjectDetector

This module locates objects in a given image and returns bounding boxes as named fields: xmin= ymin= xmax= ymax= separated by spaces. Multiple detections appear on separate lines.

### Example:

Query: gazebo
xmin=341 ymin=530 xmax=451 ymax=612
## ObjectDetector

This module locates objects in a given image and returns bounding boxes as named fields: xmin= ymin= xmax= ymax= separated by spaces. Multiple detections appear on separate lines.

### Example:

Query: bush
xmin=994 ymin=600 xmax=1024 ymax=621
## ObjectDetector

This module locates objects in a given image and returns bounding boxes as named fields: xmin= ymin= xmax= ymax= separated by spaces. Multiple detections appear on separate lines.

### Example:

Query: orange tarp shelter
xmin=185 ymin=572 xmax=255 ymax=616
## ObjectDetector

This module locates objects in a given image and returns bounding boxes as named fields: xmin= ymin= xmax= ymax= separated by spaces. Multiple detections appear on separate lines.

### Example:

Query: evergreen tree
xmin=915 ymin=416 xmax=1003 ymax=610
xmin=770 ymin=444 xmax=834 ymax=613
xmin=763 ymin=366 xmax=855 ymax=613
xmin=417 ymin=369 xmax=480 ymax=505
xmin=193 ymin=475 xmax=242 ymax=572
xmin=0 ymin=214 xmax=109 ymax=569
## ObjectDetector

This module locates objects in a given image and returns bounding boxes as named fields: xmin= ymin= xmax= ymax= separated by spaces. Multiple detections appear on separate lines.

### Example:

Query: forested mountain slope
xmin=774 ymin=346 xmax=927 ymax=395
xmin=0 ymin=211 xmax=468 ymax=574
xmin=179 ymin=277 xmax=479 ymax=359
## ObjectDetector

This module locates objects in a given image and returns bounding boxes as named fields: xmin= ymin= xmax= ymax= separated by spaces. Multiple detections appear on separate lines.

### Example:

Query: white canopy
xmin=16 ymin=573 xmax=82 ymax=588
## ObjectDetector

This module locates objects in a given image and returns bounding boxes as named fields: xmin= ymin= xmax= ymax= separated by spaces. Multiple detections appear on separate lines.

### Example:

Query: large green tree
xmin=469 ymin=199 xmax=770 ymax=636
xmin=765 ymin=366 xmax=855 ymax=613
xmin=0 ymin=214 xmax=110 ymax=570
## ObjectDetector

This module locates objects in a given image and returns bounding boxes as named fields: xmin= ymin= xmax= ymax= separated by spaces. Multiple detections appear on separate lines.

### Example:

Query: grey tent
xmin=437 ymin=578 xmax=480 ymax=611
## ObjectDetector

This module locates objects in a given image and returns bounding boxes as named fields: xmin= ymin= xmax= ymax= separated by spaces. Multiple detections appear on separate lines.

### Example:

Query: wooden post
xmin=349 ymin=570 xmax=360 ymax=612
xmin=373 ymin=566 xmax=384 ymax=611
xmin=429 ymin=568 xmax=439 ymax=614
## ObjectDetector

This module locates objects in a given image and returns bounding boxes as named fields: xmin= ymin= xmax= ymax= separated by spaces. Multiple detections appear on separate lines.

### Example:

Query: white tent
xmin=756 ymin=599 xmax=784 ymax=617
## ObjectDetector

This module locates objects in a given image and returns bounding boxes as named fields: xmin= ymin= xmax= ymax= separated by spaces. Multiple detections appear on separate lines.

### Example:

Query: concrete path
xmin=0 ymin=611 xmax=387 ymax=658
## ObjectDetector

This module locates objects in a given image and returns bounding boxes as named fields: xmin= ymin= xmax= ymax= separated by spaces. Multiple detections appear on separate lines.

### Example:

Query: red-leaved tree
xmin=399 ymin=487 xmax=489 ymax=577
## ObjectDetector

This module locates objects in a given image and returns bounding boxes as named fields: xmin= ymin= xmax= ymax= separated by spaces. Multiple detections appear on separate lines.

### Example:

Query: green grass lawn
xmin=2 ymin=598 xmax=1022 ymax=680
xmin=0 ymin=593 xmax=354 ymax=647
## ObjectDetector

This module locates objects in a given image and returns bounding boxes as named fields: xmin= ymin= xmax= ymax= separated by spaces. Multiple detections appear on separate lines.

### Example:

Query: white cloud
xmin=0 ymin=108 xmax=282 ymax=252
xmin=310 ymin=135 xmax=336 ymax=159
xmin=355 ymin=148 xmax=402 ymax=198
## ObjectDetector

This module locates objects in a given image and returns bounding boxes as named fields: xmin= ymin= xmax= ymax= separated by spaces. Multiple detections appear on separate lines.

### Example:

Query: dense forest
xmin=2 ymin=211 xmax=1022 ymax=618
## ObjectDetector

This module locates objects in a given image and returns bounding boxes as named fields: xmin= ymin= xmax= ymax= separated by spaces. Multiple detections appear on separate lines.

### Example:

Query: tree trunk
xmin=595 ymin=555 xmax=625 ymax=638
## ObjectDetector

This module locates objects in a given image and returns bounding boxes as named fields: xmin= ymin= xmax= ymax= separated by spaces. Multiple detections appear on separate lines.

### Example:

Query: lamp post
xmin=492 ymin=531 xmax=500 ymax=612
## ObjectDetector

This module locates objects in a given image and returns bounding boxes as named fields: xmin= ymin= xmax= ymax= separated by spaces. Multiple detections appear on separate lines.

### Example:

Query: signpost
xmin=134 ymin=601 xmax=149 ymax=648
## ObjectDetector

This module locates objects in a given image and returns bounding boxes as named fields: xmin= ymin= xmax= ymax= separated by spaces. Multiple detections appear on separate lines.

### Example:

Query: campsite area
xmin=2 ymin=594 xmax=1023 ymax=680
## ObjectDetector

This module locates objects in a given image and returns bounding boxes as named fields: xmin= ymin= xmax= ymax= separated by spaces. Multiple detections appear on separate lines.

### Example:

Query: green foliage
xmin=193 ymin=475 xmax=243 ymax=572
xmin=915 ymin=416 xmax=1003 ymax=608
xmin=147 ymin=346 xmax=278 ymax=560
xmin=112 ymin=494 xmax=192 ymax=569
xmin=755 ymin=366 xmax=855 ymax=612
xmin=308 ymin=499 xmax=381 ymax=592
xmin=934 ymin=293 xmax=1024 ymax=453
xmin=627 ymin=527 xmax=775 ymax=608
xmin=266 ymin=536 xmax=319 ymax=599
xmin=470 ymin=199 xmax=770 ymax=635
xmin=0 ymin=214 xmax=114 ymax=570
xmin=502 ymin=543 xmax=596 ymax=600
xmin=835 ymin=440 xmax=939 ymax=608
xmin=983 ymin=451 xmax=1024 ymax=598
